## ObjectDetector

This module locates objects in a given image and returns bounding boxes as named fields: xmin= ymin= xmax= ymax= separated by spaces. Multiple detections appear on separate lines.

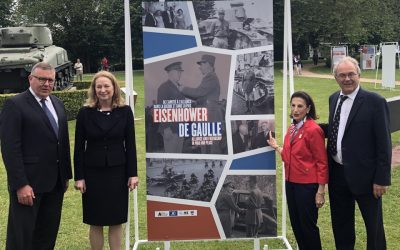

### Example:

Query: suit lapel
xmin=25 ymin=91 xmax=58 ymax=139
xmin=344 ymin=89 xmax=364 ymax=132
xmin=329 ymin=92 xmax=340 ymax=124
xmin=50 ymin=95 xmax=64 ymax=138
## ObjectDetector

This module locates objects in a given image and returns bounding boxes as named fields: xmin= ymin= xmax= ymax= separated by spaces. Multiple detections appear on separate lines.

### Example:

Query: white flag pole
xmin=124 ymin=0 xmax=137 ymax=250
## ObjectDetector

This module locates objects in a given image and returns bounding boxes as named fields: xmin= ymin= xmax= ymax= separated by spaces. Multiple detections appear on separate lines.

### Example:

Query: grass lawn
xmin=0 ymin=65 xmax=399 ymax=249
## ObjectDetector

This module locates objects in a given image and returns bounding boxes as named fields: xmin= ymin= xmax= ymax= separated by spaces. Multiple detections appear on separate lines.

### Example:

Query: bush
xmin=53 ymin=90 xmax=88 ymax=120
xmin=0 ymin=89 xmax=88 ymax=121
xmin=73 ymin=81 xmax=91 ymax=90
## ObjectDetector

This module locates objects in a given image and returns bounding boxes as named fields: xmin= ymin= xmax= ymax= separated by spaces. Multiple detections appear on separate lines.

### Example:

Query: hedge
xmin=0 ymin=84 xmax=90 ymax=121
xmin=72 ymin=81 xmax=91 ymax=90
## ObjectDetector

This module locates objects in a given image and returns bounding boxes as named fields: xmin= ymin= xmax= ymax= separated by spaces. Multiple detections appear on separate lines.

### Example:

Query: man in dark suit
xmin=162 ymin=4 xmax=175 ymax=29
xmin=157 ymin=61 xmax=186 ymax=153
xmin=232 ymin=123 xmax=250 ymax=154
xmin=252 ymin=120 xmax=275 ymax=149
xmin=0 ymin=62 xmax=72 ymax=250
xmin=144 ymin=4 xmax=157 ymax=27
xmin=326 ymin=57 xmax=391 ymax=250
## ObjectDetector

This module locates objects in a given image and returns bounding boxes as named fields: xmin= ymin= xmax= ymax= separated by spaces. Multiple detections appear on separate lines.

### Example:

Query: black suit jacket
xmin=252 ymin=131 xmax=275 ymax=149
xmin=73 ymin=106 xmax=137 ymax=180
xmin=162 ymin=10 xmax=175 ymax=28
xmin=144 ymin=13 xmax=157 ymax=27
xmin=327 ymin=88 xmax=391 ymax=194
xmin=0 ymin=90 xmax=72 ymax=193
xmin=232 ymin=132 xmax=249 ymax=154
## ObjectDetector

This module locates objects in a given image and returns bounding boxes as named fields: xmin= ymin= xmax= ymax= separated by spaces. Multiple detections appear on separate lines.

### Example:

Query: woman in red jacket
xmin=268 ymin=91 xmax=328 ymax=250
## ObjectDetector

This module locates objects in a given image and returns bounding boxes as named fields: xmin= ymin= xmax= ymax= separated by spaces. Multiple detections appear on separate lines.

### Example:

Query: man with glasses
xmin=324 ymin=56 xmax=391 ymax=250
xmin=0 ymin=62 xmax=72 ymax=250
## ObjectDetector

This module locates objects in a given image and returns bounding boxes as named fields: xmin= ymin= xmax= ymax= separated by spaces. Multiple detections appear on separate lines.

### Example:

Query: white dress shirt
xmin=332 ymin=85 xmax=360 ymax=164
xmin=29 ymin=87 xmax=59 ymax=125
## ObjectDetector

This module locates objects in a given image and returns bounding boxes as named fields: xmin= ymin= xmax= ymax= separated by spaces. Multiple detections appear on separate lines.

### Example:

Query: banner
xmin=143 ymin=0 xmax=276 ymax=240
xmin=360 ymin=45 xmax=376 ymax=70
xmin=381 ymin=44 xmax=397 ymax=88
xmin=331 ymin=46 xmax=347 ymax=71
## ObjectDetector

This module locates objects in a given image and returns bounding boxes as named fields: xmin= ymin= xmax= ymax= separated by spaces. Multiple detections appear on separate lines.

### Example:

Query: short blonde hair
xmin=84 ymin=71 xmax=125 ymax=108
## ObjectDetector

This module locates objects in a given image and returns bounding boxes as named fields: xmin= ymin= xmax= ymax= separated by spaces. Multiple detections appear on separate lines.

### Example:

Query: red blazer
xmin=281 ymin=118 xmax=328 ymax=184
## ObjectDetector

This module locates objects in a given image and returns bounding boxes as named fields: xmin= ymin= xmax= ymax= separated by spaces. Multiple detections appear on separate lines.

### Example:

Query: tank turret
xmin=0 ymin=24 xmax=73 ymax=93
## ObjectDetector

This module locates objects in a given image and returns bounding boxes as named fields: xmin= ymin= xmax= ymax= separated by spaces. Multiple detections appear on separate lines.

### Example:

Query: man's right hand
xmin=16 ymin=185 xmax=35 ymax=206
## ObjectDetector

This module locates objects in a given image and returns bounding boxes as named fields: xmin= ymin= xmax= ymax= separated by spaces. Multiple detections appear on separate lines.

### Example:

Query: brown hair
xmin=84 ymin=71 xmax=125 ymax=108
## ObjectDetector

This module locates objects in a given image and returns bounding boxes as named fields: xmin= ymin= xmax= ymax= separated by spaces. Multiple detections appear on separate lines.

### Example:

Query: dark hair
xmin=290 ymin=91 xmax=318 ymax=120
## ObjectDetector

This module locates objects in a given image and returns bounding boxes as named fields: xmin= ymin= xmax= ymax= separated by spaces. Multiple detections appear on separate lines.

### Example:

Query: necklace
xmin=97 ymin=108 xmax=112 ymax=115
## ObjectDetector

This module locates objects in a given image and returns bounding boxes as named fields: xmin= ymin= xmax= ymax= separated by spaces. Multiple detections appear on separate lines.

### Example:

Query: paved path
xmin=299 ymin=64 xmax=400 ymax=85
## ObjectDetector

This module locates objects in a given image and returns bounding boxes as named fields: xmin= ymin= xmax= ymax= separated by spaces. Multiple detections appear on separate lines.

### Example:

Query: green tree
xmin=0 ymin=0 xmax=14 ymax=27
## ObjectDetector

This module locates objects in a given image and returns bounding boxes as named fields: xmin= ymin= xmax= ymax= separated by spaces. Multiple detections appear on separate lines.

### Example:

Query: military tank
xmin=0 ymin=24 xmax=73 ymax=93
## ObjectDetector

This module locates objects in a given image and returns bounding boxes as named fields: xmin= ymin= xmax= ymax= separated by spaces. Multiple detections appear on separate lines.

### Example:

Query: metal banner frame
xmin=125 ymin=0 xmax=295 ymax=249
xmin=375 ymin=42 xmax=399 ymax=90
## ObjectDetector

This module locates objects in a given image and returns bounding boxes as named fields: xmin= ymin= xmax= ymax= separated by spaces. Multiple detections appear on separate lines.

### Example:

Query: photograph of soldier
xmin=231 ymin=120 xmax=274 ymax=154
xmin=194 ymin=0 xmax=273 ymax=50
xmin=215 ymin=181 xmax=246 ymax=238
xmin=231 ymin=50 xmax=274 ymax=115
xmin=156 ymin=62 xmax=186 ymax=153
xmin=144 ymin=51 xmax=230 ymax=154
xmin=180 ymin=54 xmax=226 ymax=154
xmin=142 ymin=1 xmax=193 ymax=30
xmin=242 ymin=63 xmax=256 ymax=113
xmin=209 ymin=8 xmax=230 ymax=49
xmin=216 ymin=175 xmax=277 ymax=238
xmin=147 ymin=158 xmax=225 ymax=202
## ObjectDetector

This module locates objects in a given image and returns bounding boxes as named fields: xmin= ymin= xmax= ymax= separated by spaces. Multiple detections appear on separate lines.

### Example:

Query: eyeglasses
xmin=336 ymin=72 xmax=359 ymax=80
xmin=31 ymin=75 xmax=55 ymax=85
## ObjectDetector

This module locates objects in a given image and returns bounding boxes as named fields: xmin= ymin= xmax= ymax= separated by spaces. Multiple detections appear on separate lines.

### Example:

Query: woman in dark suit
xmin=267 ymin=91 xmax=328 ymax=250
xmin=74 ymin=71 xmax=138 ymax=250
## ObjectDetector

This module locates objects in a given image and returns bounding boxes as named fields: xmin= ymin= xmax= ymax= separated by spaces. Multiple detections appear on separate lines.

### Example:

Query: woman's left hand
xmin=128 ymin=176 xmax=139 ymax=191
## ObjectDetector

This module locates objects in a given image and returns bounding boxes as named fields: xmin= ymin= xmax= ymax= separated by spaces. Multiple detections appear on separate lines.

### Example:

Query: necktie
xmin=40 ymin=99 xmax=58 ymax=138
xmin=328 ymin=95 xmax=348 ymax=155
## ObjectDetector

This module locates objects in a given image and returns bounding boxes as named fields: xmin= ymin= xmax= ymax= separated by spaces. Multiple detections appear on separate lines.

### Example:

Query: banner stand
xmin=375 ymin=42 xmax=399 ymax=91
xmin=126 ymin=0 xmax=294 ymax=248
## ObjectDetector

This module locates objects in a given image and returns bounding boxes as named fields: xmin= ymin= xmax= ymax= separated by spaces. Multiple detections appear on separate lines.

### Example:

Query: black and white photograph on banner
xmin=215 ymin=175 xmax=277 ymax=238
xmin=142 ymin=1 xmax=193 ymax=30
xmin=231 ymin=119 xmax=275 ymax=154
xmin=144 ymin=52 xmax=231 ymax=154
xmin=231 ymin=50 xmax=274 ymax=115
xmin=194 ymin=0 xmax=273 ymax=50
xmin=147 ymin=158 xmax=225 ymax=201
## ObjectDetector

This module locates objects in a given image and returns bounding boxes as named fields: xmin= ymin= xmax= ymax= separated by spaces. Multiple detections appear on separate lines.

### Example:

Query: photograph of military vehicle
xmin=195 ymin=0 xmax=273 ymax=50
xmin=232 ymin=189 xmax=277 ymax=236
xmin=231 ymin=50 xmax=274 ymax=115
xmin=0 ymin=24 xmax=73 ymax=93
xmin=146 ymin=158 xmax=224 ymax=201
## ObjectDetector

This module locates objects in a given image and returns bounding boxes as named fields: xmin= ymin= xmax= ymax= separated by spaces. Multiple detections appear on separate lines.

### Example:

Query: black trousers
xmin=286 ymin=181 xmax=322 ymax=250
xmin=6 ymin=185 xmax=64 ymax=250
xmin=329 ymin=162 xmax=386 ymax=250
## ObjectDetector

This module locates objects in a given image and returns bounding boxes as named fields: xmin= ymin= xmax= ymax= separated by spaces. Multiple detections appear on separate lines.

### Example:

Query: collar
xmin=340 ymin=85 xmax=360 ymax=100
xmin=29 ymin=87 xmax=49 ymax=102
